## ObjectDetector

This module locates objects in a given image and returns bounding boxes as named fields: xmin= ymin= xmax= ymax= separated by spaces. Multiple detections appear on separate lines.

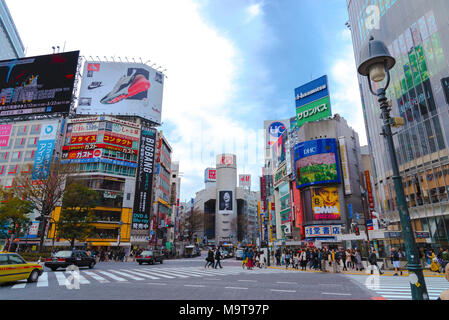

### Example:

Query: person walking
xmin=281 ymin=250 xmax=286 ymax=266
xmin=355 ymin=249 xmax=364 ymax=271
xmin=285 ymin=250 xmax=291 ymax=269
xmin=346 ymin=249 xmax=353 ymax=269
xmin=341 ymin=248 xmax=347 ymax=271
xmin=205 ymin=249 xmax=215 ymax=268
xmin=427 ymin=249 xmax=440 ymax=273
xmin=300 ymin=249 xmax=307 ymax=271
xmin=368 ymin=249 xmax=383 ymax=275
xmin=350 ymin=249 xmax=357 ymax=270
xmin=247 ymin=249 xmax=254 ymax=270
xmin=275 ymin=249 xmax=281 ymax=266
xmin=214 ymin=247 xmax=223 ymax=269
xmin=390 ymin=247 xmax=402 ymax=276
xmin=259 ymin=250 xmax=267 ymax=269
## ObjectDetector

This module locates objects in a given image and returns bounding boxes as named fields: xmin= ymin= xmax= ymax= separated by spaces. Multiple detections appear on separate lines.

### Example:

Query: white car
xmin=235 ymin=249 xmax=244 ymax=260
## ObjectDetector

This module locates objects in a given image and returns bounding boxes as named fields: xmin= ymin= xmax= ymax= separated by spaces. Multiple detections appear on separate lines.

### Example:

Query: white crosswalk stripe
xmin=135 ymin=269 xmax=175 ymax=279
xmin=347 ymin=274 xmax=449 ymax=300
xmin=37 ymin=272 xmax=48 ymax=287
xmin=55 ymin=272 xmax=68 ymax=286
xmin=83 ymin=271 xmax=109 ymax=283
xmin=107 ymin=270 xmax=146 ymax=281
xmin=96 ymin=270 xmax=128 ymax=282
xmin=120 ymin=269 xmax=160 ymax=280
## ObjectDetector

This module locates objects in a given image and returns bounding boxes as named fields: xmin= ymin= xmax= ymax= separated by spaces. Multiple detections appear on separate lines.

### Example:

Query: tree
xmin=13 ymin=162 xmax=77 ymax=252
xmin=56 ymin=183 xmax=99 ymax=249
xmin=0 ymin=190 xmax=34 ymax=251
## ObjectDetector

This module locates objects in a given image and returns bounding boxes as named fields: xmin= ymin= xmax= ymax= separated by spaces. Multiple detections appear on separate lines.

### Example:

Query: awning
xmin=90 ymin=242 xmax=111 ymax=246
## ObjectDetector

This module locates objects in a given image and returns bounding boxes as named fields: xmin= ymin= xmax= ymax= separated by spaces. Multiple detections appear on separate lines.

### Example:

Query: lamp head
xmin=357 ymin=36 xmax=396 ymax=82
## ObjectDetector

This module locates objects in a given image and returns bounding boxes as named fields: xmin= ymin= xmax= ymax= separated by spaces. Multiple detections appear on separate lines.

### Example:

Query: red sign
xmin=63 ymin=149 xmax=102 ymax=160
xmin=70 ymin=134 xmax=97 ymax=145
xmin=103 ymin=134 xmax=133 ymax=147
xmin=217 ymin=155 xmax=233 ymax=166
xmin=365 ymin=170 xmax=375 ymax=218
xmin=208 ymin=169 xmax=216 ymax=181
xmin=293 ymin=181 xmax=302 ymax=229
xmin=87 ymin=63 xmax=100 ymax=72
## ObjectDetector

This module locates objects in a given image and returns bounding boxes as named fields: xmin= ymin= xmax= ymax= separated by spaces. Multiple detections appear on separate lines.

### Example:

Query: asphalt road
xmin=0 ymin=254 xmax=382 ymax=300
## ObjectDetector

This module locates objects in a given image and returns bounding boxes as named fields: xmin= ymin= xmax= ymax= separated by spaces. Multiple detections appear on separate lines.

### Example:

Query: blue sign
xmin=294 ymin=75 xmax=329 ymax=108
xmin=348 ymin=204 xmax=353 ymax=219
xmin=31 ymin=140 xmax=55 ymax=180
xmin=268 ymin=121 xmax=286 ymax=139
xmin=293 ymin=138 xmax=341 ymax=188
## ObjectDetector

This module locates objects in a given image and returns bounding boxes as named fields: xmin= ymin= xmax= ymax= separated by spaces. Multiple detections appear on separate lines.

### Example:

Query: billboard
xmin=0 ymin=124 xmax=12 ymax=146
xmin=204 ymin=168 xmax=216 ymax=183
xmin=294 ymin=75 xmax=332 ymax=127
xmin=216 ymin=154 xmax=235 ymax=168
xmin=0 ymin=51 xmax=79 ymax=117
xmin=294 ymin=138 xmax=341 ymax=188
xmin=271 ymin=131 xmax=286 ymax=171
xmin=31 ymin=120 xmax=59 ymax=180
xmin=311 ymin=186 xmax=341 ymax=220
xmin=77 ymin=62 xmax=164 ymax=124
xmin=304 ymin=225 xmax=341 ymax=238
xmin=132 ymin=126 xmax=157 ymax=230
xmin=218 ymin=190 xmax=233 ymax=213
xmin=264 ymin=120 xmax=289 ymax=148
xmin=338 ymin=137 xmax=352 ymax=195
xmin=365 ymin=170 xmax=375 ymax=218
xmin=239 ymin=174 xmax=251 ymax=188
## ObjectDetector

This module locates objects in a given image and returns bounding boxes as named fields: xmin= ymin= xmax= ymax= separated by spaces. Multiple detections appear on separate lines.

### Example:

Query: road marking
xmin=135 ymin=269 xmax=175 ymax=279
xmin=78 ymin=274 xmax=90 ymax=284
xmin=203 ymin=278 xmax=222 ymax=281
xmin=270 ymin=289 xmax=296 ymax=293
xmin=321 ymin=292 xmax=352 ymax=296
xmin=83 ymin=271 xmax=109 ymax=283
xmin=120 ymin=269 xmax=160 ymax=280
xmin=55 ymin=272 xmax=68 ymax=286
xmin=147 ymin=282 xmax=167 ymax=286
xmin=37 ymin=272 xmax=48 ymax=287
xmin=238 ymin=280 xmax=257 ymax=282
xmin=12 ymin=282 xmax=27 ymax=289
xmin=148 ymin=269 xmax=189 ymax=278
xmin=97 ymin=271 xmax=128 ymax=282
xmin=184 ymin=284 xmax=205 ymax=288
xmin=107 ymin=270 xmax=145 ymax=281
xmin=225 ymin=287 xmax=248 ymax=290
xmin=277 ymin=281 xmax=296 ymax=284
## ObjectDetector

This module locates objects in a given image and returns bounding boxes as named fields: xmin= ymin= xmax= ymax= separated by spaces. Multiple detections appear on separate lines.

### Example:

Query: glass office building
xmin=348 ymin=0 xmax=449 ymax=249
xmin=0 ymin=0 xmax=24 ymax=59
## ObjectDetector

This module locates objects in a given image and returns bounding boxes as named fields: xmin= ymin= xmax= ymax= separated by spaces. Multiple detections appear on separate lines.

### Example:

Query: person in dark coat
xmin=369 ymin=249 xmax=383 ymax=274
xmin=214 ymin=247 xmax=223 ymax=269
xmin=205 ymin=249 xmax=215 ymax=268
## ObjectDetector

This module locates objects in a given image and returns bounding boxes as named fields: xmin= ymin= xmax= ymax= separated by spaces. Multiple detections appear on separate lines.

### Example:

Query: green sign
xmin=296 ymin=95 xmax=331 ymax=127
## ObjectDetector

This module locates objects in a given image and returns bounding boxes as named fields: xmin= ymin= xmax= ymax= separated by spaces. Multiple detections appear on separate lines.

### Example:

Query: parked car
xmin=44 ymin=250 xmax=96 ymax=271
xmin=0 ymin=252 xmax=43 ymax=283
xmin=235 ymin=249 xmax=244 ymax=260
xmin=136 ymin=250 xmax=164 ymax=265
xmin=183 ymin=245 xmax=201 ymax=258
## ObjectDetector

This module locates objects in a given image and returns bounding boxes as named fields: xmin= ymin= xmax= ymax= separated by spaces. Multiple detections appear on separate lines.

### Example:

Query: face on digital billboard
xmin=311 ymin=186 xmax=340 ymax=220
xmin=294 ymin=139 xmax=340 ymax=188
xmin=0 ymin=51 xmax=79 ymax=117
xmin=218 ymin=190 xmax=233 ymax=213
xmin=77 ymin=62 xmax=164 ymax=124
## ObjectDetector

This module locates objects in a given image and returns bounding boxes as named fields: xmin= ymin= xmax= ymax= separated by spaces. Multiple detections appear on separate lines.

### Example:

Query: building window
xmin=10 ymin=151 xmax=22 ymax=162
xmin=28 ymin=137 xmax=38 ymax=147
xmin=0 ymin=152 xmax=8 ymax=163
xmin=16 ymin=125 xmax=28 ymax=136
xmin=24 ymin=150 xmax=34 ymax=161
xmin=14 ymin=138 xmax=26 ymax=149
xmin=8 ymin=165 xmax=18 ymax=174
xmin=30 ymin=124 xmax=40 ymax=135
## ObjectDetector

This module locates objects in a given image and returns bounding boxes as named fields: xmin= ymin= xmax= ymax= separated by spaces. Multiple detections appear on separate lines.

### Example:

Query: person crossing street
xmin=214 ymin=247 xmax=223 ymax=269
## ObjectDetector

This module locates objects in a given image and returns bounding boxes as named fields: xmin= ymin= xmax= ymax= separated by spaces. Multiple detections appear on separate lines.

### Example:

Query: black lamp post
xmin=357 ymin=36 xmax=429 ymax=300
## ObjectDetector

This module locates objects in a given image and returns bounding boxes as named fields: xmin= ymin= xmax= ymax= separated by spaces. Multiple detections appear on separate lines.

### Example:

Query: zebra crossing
xmin=347 ymin=274 xmax=449 ymax=300
xmin=0 ymin=266 xmax=288 ymax=290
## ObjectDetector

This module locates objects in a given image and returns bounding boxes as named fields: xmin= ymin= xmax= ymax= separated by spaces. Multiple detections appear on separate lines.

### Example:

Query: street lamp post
xmin=357 ymin=36 xmax=429 ymax=300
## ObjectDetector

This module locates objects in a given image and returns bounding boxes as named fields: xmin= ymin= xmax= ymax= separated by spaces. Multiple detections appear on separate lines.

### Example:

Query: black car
xmin=44 ymin=250 xmax=96 ymax=271
xmin=136 ymin=250 xmax=164 ymax=265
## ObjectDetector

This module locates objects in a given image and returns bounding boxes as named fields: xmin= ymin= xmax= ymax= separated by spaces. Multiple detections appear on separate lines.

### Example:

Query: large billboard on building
xmin=264 ymin=120 xmax=289 ymax=149
xmin=132 ymin=126 xmax=157 ymax=230
xmin=218 ymin=190 xmax=233 ymax=213
xmin=77 ymin=62 xmax=164 ymax=124
xmin=0 ymin=51 xmax=79 ymax=117
xmin=31 ymin=120 xmax=59 ymax=180
xmin=294 ymin=138 xmax=341 ymax=189
xmin=311 ymin=186 xmax=341 ymax=220
xmin=294 ymin=75 xmax=332 ymax=127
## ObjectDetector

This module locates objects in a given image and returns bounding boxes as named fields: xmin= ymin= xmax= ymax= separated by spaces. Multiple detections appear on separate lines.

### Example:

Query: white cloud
xmin=328 ymin=29 xmax=368 ymax=146
xmin=247 ymin=3 xmax=262 ymax=19
xmin=6 ymin=0 xmax=265 ymax=200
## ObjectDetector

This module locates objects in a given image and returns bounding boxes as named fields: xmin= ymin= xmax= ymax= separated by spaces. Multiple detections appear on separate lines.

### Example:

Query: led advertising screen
xmin=294 ymin=138 xmax=340 ymax=188
xmin=77 ymin=62 xmax=164 ymax=124
xmin=0 ymin=51 xmax=79 ymax=117
xmin=311 ymin=186 xmax=341 ymax=220
xmin=218 ymin=190 xmax=233 ymax=213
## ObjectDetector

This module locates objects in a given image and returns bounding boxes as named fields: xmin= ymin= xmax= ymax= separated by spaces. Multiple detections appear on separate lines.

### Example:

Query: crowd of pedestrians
xmin=241 ymin=248 xmax=267 ymax=270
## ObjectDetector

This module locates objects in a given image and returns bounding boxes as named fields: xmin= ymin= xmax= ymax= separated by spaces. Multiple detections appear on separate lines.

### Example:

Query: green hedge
xmin=19 ymin=252 xmax=51 ymax=262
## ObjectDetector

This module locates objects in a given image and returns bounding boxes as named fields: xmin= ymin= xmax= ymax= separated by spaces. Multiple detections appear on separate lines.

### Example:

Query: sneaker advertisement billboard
xmin=0 ymin=51 xmax=79 ymax=117
xmin=77 ymin=62 xmax=164 ymax=124
xmin=311 ymin=186 xmax=341 ymax=220
xmin=294 ymin=75 xmax=332 ymax=127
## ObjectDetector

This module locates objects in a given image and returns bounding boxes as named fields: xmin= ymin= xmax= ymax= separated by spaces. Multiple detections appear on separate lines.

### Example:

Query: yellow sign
xmin=311 ymin=186 xmax=341 ymax=220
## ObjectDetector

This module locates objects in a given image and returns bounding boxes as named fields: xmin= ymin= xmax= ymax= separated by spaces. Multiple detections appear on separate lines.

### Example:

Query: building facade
xmin=348 ymin=0 xmax=449 ymax=249
xmin=0 ymin=0 xmax=24 ymax=60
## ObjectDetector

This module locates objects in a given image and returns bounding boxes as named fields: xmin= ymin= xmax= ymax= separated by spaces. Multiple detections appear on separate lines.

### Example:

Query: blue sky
xmin=6 ymin=0 xmax=365 ymax=203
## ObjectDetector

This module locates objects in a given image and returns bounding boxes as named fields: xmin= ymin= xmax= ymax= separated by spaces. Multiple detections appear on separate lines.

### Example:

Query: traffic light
xmin=354 ymin=226 xmax=360 ymax=236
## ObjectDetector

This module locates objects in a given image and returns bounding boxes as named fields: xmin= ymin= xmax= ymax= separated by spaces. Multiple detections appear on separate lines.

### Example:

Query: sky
xmin=5 ymin=0 xmax=365 ymax=202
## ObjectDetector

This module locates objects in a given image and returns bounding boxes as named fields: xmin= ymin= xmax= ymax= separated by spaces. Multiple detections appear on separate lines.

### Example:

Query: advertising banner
xmin=216 ymin=154 xmax=234 ymax=167
xmin=31 ymin=121 xmax=59 ymax=180
xmin=132 ymin=126 xmax=157 ymax=230
xmin=69 ymin=134 xmax=97 ymax=145
xmin=304 ymin=225 xmax=341 ymax=237
xmin=365 ymin=170 xmax=375 ymax=217
xmin=296 ymin=96 xmax=331 ymax=127
xmin=204 ymin=168 xmax=216 ymax=183
xmin=311 ymin=186 xmax=341 ymax=220
xmin=338 ymin=137 xmax=352 ymax=195
xmin=62 ymin=149 xmax=102 ymax=162
xmin=78 ymin=62 xmax=164 ymax=124
xmin=63 ymin=143 xmax=137 ymax=155
xmin=0 ymin=124 xmax=12 ymax=146
xmin=239 ymin=174 xmax=251 ymax=188
xmin=218 ymin=190 xmax=233 ymax=213
xmin=68 ymin=121 xmax=100 ymax=134
xmin=103 ymin=134 xmax=133 ymax=148
xmin=294 ymin=139 xmax=341 ymax=188
xmin=271 ymin=132 xmax=286 ymax=171
xmin=264 ymin=120 xmax=289 ymax=148
xmin=0 ymin=51 xmax=79 ymax=117
xmin=293 ymin=181 xmax=302 ymax=228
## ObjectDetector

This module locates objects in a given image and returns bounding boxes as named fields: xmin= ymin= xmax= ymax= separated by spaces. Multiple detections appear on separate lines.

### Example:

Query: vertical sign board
xmin=0 ymin=124 xmax=12 ymax=147
xmin=338 ymin=137 xmax=352 ymax=195
xmin=31 ymin=121 xmax=59 ymax=181
xmin=239 ymin=174 xmax=251 ymax=188
xmin=132 ymin=126 xmax=157 ymax=230
xmin=364 ymin=170 xmax=375 ymax=218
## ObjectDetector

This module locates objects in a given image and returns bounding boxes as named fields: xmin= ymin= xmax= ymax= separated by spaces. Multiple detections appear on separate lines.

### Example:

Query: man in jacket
xmin=214 ymin=247 xmax=223 ymax=269
xmin=368 ymin=249 xmax=383 ymax=275
xmin=390 ymin=247 xmax=402 ymax=276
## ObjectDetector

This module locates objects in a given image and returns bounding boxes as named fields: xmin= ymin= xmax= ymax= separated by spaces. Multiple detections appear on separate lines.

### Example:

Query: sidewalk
xmin=267 ymin=265 xmax=446 ymax=277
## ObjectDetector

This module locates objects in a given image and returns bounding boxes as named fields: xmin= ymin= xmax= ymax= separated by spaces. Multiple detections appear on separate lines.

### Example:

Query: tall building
xmin=0 ymin=0 xmax=24 ymax=59
xmin=348 ymin=0 xmax=449 ymax=249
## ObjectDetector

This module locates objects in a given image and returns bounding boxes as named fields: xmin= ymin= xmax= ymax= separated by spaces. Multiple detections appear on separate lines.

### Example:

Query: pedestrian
xmin=300 ymin=249 xmax=307 ymax=271
xmin=368 ymin=249 xmax=383 ymax=275
xmin=247 ymin=249 xmax=254 ymax=270
xmin=341 ymin=248 xmax=347 ymax=271
xmin=285 ymin=251 xmax=291 ymax=269
xmin=214 ymin=247 xmax=223 ymax=269
xmin=260 ymin=250 xmax=267 ymax=269
xmin=390 ymin=247 xmax=402 ymax=276
xmin=346 ymin=249 xmax=353 ymax=269
xmin=242 ymin=249 xmax=248 ymax=269
xmin=255 ymin=252 xmax=260 ymax=268
xmin=330 ymin=249 xmax=338 ymax=273
xmin=350 ymin=249 xmax=357 ymax=270
xmin=428 ymin=249 xmax=440 ymax=273
xmin=281 ymin=250 xmax=285 ymax=266
xmin=205 ymin=249 xmax=214 ymax=268
xmin=275 ymin=249 xmax=281 ymax=266
xmin=322 ymin=248 xmax=328 ymax=272
xmin=355 ymin=249 xmax=364 ymax=271
xmin=293 ymin=251 xmax=299 ymax=269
